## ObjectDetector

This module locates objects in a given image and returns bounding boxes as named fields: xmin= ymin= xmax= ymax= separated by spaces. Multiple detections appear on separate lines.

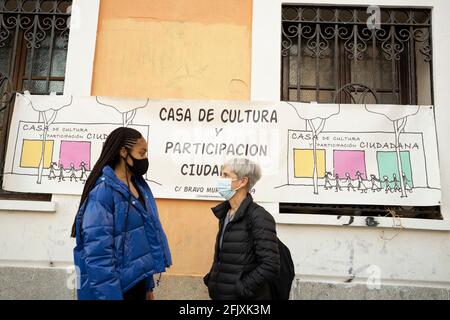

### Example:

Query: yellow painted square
xmin=294 ymin=149 xmax=326 ymax=178
xmin=20 ymin=140 xmax=54 ymax=169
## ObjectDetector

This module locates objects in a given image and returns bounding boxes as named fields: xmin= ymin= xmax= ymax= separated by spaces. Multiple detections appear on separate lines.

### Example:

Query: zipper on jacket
xmin=136 ymin=195 xmax=169 ymax=267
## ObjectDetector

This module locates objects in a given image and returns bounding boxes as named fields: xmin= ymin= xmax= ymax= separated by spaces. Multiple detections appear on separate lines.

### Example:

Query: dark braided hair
xmin=70 ymin=127 xmax=143 ymax=238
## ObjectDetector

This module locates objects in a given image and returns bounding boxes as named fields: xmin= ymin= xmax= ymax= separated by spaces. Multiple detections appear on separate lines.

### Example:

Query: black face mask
xmin=124 ymin=153 xmax=149 ymax=176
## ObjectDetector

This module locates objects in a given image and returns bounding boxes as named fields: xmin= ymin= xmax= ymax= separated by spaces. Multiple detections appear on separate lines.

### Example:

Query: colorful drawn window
xmin=20 ymin=139 xmax=54 ymax=169
xmin=59 ymin=141 xmax=91 ymax=170
xmin=294 ymin=149 xmax=326 ymax=178
xmin=333 ymin=150 xmax=367 ymax=180
xmin=377 ymin=151 xmax=413 ymax=188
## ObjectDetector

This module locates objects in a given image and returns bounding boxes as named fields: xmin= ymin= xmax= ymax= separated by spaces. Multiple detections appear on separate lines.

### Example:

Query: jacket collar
xmin=100 ymin=166 xmax=146 ymax=206
xmin=211 ymin=193 xmax=254 ymax=223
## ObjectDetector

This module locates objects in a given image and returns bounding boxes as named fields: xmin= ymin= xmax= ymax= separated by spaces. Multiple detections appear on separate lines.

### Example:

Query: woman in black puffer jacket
xmin=204 ymin=158 xmax=280 ymax=300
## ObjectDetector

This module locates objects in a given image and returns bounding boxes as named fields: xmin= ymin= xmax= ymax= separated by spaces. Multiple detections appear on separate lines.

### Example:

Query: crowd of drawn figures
xmin=47 ymin=162 xmax=89 ymax=183
xmin=323 ymin=171 xmax=413 ymax=194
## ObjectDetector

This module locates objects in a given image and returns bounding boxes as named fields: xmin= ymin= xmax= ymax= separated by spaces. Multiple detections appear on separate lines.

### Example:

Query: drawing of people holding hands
xmin=356 ymin=171 xmax=368 ymax=193
xmin=324 ymin=171 xmax=333 ymax=190
xmin=334 ymin=173 xmax=342 ymax=192
xmin=402 ymin=172 xmax=413 ymax=193
xmin=370 ymin=174 xmax=382 ymax=192
xmin=392 ymin=173 xmax=401 ymax=192
xmin=80 ymin=162 xmax=88 ymax=184
xmin=58 ymin=163 xmax=65 ymax=182
xmin=344 ymin=172 xmax=356 ymax=191
xmin=68 ymin=163 xmax=78 ymax=182
xmin=48 ymin=162 xmax=57 ymax=180
xmin=383 ymin=176 xmax=392 ymax=193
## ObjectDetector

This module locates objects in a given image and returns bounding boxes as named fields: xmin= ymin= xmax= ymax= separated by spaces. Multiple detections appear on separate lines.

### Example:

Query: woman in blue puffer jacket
xmin=70 ymin=127 xmax=172 ymax=300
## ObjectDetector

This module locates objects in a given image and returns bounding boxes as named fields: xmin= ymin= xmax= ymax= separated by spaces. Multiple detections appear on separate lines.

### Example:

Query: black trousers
xmin=123 ymin=278 xmax=147 ymax=300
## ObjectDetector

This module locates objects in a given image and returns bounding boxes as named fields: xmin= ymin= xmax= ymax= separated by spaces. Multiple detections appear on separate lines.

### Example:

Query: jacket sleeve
xmin=82 ymin=192 xmax=123 ymax=300
xmin=237 ymin=208 xmax=280 ymax=298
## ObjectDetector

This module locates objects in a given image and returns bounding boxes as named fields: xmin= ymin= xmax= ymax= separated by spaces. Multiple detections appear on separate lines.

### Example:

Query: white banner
xmin=2 ymin=93 xmax=442 ymax=206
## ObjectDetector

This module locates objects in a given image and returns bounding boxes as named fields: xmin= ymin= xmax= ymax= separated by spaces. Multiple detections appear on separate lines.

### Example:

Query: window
xmin=280 ymin=5 xmax=441 ymax=219
xmin=0 ymin=0 xmax=72 ymax=200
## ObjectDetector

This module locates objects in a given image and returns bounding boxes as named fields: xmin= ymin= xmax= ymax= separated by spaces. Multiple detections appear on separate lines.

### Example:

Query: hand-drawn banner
xmin=2 ymin=93 xmax=442 ymax=206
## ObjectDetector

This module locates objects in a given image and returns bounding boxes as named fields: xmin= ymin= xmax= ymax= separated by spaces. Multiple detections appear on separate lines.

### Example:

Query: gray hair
xmin=223 ymin=158 xmax=262 ymax=191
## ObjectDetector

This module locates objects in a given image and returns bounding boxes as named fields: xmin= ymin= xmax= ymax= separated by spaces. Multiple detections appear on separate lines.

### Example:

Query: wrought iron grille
xmin=280 ymin=5 xmax=441 ymax=219
xmin=0 ymin=0 xmax=72 ymax=199
xmin=279 ymin=203 xmax=442 ymax=220
xmin=281 ymin=5 xmax=433 ymax=105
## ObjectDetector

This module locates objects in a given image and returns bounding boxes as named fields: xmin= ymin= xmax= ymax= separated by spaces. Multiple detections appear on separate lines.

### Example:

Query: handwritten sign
xmin=2 ymin=94 xmax=441 ymax=206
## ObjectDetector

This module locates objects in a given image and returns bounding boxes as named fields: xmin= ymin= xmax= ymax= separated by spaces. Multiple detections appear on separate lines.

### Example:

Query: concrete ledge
xmin=1 ymin=266 xmax=449 ymax=300
xmin=0 ymin=200 xmax=57 ymax=213
xmin=0 ymin=266 xmax=74 ymax=300
xmin=292 ymin=279 xmax=450 ymax=300
xmin=153 ymin=274 xmax=210 ymax=300
xmin=0 ymin=266 xmax=209 ymax=300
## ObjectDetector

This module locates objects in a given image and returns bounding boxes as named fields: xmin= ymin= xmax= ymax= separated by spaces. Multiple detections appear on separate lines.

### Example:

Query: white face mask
xmin=217 ymin=177 xmax=242 ymax=200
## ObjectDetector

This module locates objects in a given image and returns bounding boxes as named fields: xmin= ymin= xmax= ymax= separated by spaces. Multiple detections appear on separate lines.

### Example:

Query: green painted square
xmin=377 ymin=151 xmax=413 ymax=189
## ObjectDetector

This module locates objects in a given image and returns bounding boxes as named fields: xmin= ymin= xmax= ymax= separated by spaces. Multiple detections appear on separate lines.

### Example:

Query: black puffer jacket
xmin=204 ymin=194 xmax=280 ymax=300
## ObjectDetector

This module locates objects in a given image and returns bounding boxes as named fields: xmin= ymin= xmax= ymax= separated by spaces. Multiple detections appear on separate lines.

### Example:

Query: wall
xmin=1 ymin=0 xmax=449 ymax=300
xmin=0 ymin=0 xmax=101 ymax=300
xmin=90 ymin=0 xmax=253 ymax=277
xmin=251 ymin=0 xmax=450 ymax=298
xmin=0 ymin=0 xmax=253 ymax=299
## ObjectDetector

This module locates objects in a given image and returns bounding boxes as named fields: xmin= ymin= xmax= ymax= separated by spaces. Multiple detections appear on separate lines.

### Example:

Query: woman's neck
xmin=114 ymin=162 xmax=133 ymax=185
xmin=229 ymin=190 xmax=247 ymax=213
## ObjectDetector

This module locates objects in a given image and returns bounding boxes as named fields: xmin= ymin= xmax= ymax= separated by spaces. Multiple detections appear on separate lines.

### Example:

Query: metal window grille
xmin=280 ymin=5 xmax=440 ymax=219
xmin=0 ymin=0 xmax=72 ymax=199
xmin=281 ymin=5 xmax=433 ymax=105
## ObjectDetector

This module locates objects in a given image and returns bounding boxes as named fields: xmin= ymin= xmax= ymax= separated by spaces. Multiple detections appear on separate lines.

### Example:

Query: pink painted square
xmin=59 ymin=141 xmax=91 ymax=170
xmin=333 ymin=150 xmax=366 ymax=180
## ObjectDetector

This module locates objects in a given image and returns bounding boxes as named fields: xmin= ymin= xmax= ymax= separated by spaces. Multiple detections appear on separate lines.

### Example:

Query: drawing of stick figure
xmin=334 ymin=174 xmax=342 ymax=192
xmin=48 ymin=162 xmax=57 ymax=180
xmin=58 ymin=164 xmax=65 ymax=182
xmin=80 ymin=162 xmax=88 ymax=183
xmin=402 ymin=172 xmax=413 ymax=193
xmin=392 ymin=174 xmax=401 ymax=192
xmin=69 ymin=163 xmax=78 ymax=182
xmin=370 ymin=174 xmax=382 ymax=192
xmin=324 ymin=171 xmax=333 ymax=190
xmin=345 ymin=172 xmax=356 ymax=191
xmin=383 ymin=176 xmax=392 ymax=193
xmin=356 ymin=171 xmax=368 ymax=193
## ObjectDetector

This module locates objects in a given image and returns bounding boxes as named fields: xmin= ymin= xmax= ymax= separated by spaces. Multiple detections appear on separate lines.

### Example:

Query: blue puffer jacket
xmin=73 ymin=165 xmax=172 ymax=300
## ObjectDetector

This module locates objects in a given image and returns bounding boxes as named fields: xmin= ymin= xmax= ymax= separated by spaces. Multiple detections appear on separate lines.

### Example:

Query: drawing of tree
xmin=286 ymin=102 xmax=340 ymax=194
xmin=96 ymin=96 xmax=149 ymax=127
xmin=23 ymin=91 xmax=73 ymax=184
xmin=365 ymin=104 xmax=420 ymax=198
